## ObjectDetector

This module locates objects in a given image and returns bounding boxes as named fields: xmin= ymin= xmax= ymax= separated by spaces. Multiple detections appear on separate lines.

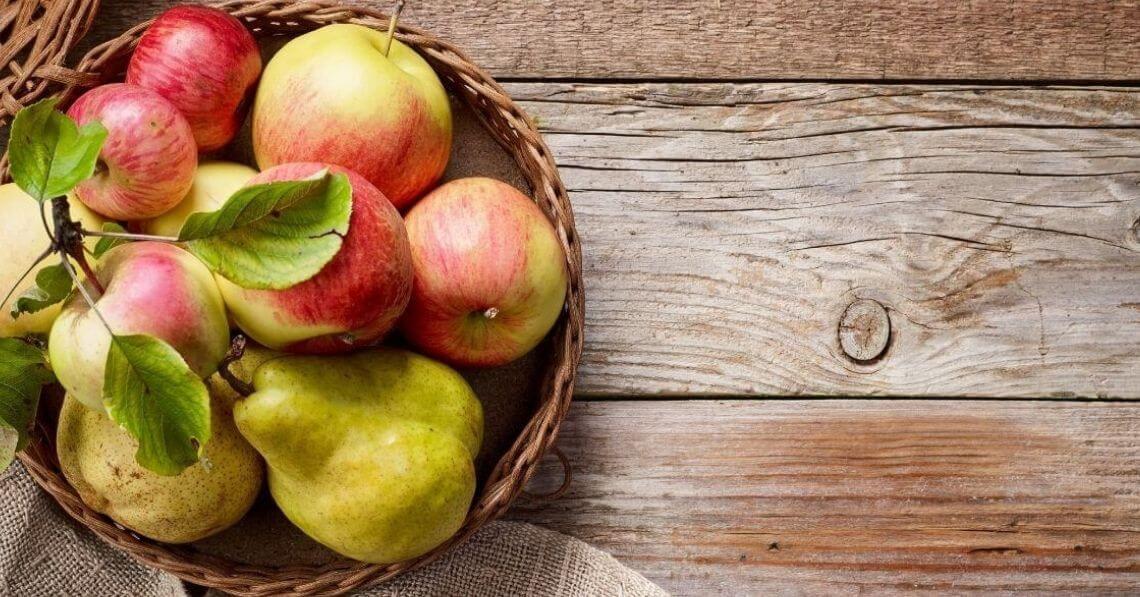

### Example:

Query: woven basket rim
xmin=4 ymin=1 xmax=584 ymax=595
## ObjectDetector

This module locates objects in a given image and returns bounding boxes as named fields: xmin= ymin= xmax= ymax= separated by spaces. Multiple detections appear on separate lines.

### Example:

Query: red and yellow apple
xmin=215 ymin=163 xmax=413 ymax=353
xmin=49 ymin=242 xmax=230 ymax=412
xmin=127 ymin=5 xmax=262 ymax=152
xmin=252 ymin=24 xmax=452 ymax=210
xmin=400 ymin=178 xmax=568 ymax=367
xmin=140 ymin=161 xmax=258 ymax=237
xmin=0 ymin=184 xmax=104 ymax=337
xmin=67 ymin=83 xmax=198 ymax=220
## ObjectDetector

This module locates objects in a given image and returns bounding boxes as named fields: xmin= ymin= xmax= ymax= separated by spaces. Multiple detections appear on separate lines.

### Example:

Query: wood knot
xmin=838 ymin=299 xmax=891 ymax=362
xmin=1130 ymin=217 xmax=1140 ymax=245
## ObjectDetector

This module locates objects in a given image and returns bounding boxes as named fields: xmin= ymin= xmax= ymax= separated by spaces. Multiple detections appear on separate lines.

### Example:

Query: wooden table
xmin=89 ymin=2 xmax=1140 ymax=594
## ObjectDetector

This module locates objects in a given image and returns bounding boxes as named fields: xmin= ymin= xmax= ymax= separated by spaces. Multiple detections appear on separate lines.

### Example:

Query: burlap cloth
xmin=0 ymin=462 xmax=666 ymax=596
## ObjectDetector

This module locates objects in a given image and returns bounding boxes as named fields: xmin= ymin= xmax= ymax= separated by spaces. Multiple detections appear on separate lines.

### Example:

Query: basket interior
xmin=197 ymin=92 xmax=552 ymax=565
xmin=15 ymin=10 xmax=581 ymax=591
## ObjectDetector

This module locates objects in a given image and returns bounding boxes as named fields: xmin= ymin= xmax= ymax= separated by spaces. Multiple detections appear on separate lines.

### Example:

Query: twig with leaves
xmin=0 ymin=99 xmax=353 ymax=476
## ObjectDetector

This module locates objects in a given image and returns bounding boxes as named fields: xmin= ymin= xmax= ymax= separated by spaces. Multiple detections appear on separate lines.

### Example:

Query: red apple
xmin=127 ymin=5 xmax=261 ymax=152
xmin=215 ymin=163 xmax=413 ymax=353
xmin=49 ymin=242 xmax=231 ymax=413
xmin=252 ymin=24 xmax=451 ymax=210
xmin=68 ymin=83 xmax=197 ymax=220
xmin=400 ymin=177 xmax=568 ymax=367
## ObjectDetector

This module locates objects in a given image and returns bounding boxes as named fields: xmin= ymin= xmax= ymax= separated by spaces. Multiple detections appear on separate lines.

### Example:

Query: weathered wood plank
xmin=86 ymin=0 xmax=1140 ymax=81
xmin=510 ymin=400 xmax=1140 ymax=595
xmin=501 ymin=83 xmax=1140 ymax=398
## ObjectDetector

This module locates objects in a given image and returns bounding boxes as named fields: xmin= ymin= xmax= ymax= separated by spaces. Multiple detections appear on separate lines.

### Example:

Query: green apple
xmin=57 ymin=381 xmax=263 ymax=543
xmin=252 ymin=24 xmax=452 ymax=210
xmin=231 ymin=347 xmax=483 ymax=563
xmin=0 ymin=183 xmax=104 ymax=337
xmin=140 ymin=161 xmax=258 ymax=237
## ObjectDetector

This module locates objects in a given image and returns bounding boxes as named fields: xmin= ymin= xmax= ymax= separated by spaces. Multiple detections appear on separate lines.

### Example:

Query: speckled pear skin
xmin=56 ymin=386 xmax=264 ymax=544
xmin=232 ymin=348 xmax=484 ymax=564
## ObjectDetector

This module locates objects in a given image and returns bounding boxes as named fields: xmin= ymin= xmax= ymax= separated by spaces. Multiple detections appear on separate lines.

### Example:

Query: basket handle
xmin=520 ymin=446 xmax=573 ymax=502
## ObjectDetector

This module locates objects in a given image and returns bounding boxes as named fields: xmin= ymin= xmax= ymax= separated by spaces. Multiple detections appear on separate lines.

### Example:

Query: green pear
xmin=232 ymin=348 xmax=484 ymax=564
xmin=56 ymin=378 xmax=264 ymax=544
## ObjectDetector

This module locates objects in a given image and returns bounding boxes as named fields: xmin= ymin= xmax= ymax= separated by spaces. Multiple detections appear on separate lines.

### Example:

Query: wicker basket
xmin=0 ymin=1 xmax=584 ymax=595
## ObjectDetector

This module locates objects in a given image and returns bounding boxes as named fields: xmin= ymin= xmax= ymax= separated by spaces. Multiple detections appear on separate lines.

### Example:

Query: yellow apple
xmin=140 ymin=161 xmax=258 ymax=237
xmin=0 ymin=183 xmax=104 ymax=337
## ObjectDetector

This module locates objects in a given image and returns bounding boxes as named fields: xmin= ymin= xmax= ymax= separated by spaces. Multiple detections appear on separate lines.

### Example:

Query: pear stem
xmin=382 ymin=0 xmax=406 ymax=56
xmin=218 ymin=335 xmax=254 ymax=397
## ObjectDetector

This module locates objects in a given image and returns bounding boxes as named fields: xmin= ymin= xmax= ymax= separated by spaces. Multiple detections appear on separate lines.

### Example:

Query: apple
xmin=215 ymin=163 xmax=413 ymax=354
xmin=126 ymin=5 xmax=261 ymax=152
xmin=68 ymin=83 xmax=198 ymax=221
xmin=140 ymin=161 xmax=258 ymax=237
xmin=399 ymin=178 xmax=568 ymax=367
xmin=49 ymin=242 xmax=230 ymax=412
xmin=0 ymin=184 xmax=104 ymax=337
xmin=252 ymin=24 xmax=451 ymax=210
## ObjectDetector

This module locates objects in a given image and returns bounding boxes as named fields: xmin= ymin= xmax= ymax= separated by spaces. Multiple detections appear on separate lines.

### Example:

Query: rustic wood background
xmin=72 ymin=0 xmax=1140 ymax=594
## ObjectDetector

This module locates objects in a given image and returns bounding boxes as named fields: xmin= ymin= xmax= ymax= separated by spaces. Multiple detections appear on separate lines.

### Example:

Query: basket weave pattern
xmin=0 ymin=2 xmax=584 ymax=595
xmin=0 ymin=0 xmax=102 ymax=175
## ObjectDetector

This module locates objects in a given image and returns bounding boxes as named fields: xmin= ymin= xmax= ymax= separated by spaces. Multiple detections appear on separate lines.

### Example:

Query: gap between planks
xmin=510 ymin=399 xmax=1140 ymax=595
xmin=92 ymin=1 xmax=1140 ymax=82
xmin=494 ymin=82 xmax=1140 ymax=399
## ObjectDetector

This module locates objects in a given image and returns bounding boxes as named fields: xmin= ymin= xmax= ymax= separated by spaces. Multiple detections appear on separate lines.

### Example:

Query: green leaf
xmin=179 ymin=171 xmax=352 ymax=290
xmin=10 ymin=263 xmax=73 ymax=319
xmin=103 ymin=335 xmax=211 ymax=476
xmin=93 ymin=222 xmax=128 ymax=258
xmin=8 ymin=98 xmax=107 ymax=202
xmin=0 ymin=337 xmax=54 ymax=470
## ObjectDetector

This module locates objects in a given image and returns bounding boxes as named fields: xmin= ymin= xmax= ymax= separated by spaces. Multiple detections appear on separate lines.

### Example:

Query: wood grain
xmin=511 ymin=400 xmax=1140 ymax=595
xmin=501 ymin=82 xmax=1140 ymax=398
xmin=85 ymin=0 xmax=1140 ymax=81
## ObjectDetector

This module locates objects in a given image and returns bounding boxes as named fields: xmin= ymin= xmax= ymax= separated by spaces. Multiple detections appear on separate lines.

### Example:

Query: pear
xmin=232 ymin=347 xmax=484 ymax=564
xmin=56 ymin=378 xmax=263 ymax=543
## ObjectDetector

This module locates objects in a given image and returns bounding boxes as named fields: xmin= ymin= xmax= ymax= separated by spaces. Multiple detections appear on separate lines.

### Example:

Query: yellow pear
xmin=56 ymin=377 xmax=263 ymax=543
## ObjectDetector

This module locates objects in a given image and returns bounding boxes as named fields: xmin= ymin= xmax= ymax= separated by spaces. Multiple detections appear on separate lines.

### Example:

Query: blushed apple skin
xmin=252 ymin=24 xmax=452 ymax=210
xmin=49 ymin=242 xmax=230 ymax=412
xmin=140 ymin=161 xmax=258 ymax=237
xmin=68 ymin=83 xmax=197 ymax=220
xmin=0 ymin=184 xmax=104 ymax=337
xmin=400 ymin=178 xmax=568 ymax=367
xmin=127 ymin=5 xmax=261 ymax=152
xmin=216 ymin=163 xmax=413 ymax=354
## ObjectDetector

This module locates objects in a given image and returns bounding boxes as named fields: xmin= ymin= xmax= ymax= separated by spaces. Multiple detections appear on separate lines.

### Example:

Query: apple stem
xmin=382 ymin=0 xmax=406 ymax=56
xmin=74 ymin=253 xmax=105 ymax=295
xmin=57 ymin=250 xmax=114 ymax=335
xmin=218 ymin=335 xmax=254 ymax=397
xmin=81 ymin=229 xmax=180 ymax=244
